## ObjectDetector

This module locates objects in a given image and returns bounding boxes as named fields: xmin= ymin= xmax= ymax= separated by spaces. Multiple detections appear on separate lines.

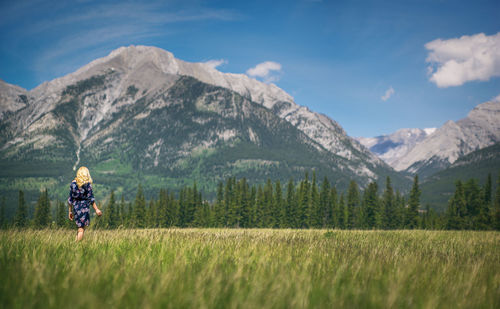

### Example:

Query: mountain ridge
xmin=358 ymin=100 xmax=500 ymax=179
xmin=395 ymin=101 xmax=500 ymax=177
xmin=0 ymin=46 xmax=409 ymax=208
xmin=1 ymin=45 xmax=384 ymax=176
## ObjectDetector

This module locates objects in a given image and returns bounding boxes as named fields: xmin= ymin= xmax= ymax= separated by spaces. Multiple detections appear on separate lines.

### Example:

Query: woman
xmin=68 ymin=166 xmax=102 ymax=241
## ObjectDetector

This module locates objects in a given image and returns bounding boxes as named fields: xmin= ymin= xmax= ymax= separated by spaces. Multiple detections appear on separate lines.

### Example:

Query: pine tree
xmin=33 ymin=189 xmax=50 ymax=228
xmin=193 ymin=200 xmax=210 ymax=227
xmin=423 ymin=205 xmax=439 ymax=230
xmin=249 ymin=186 xmax=257 ymax=227
xmin=180 ymin=183 xmax=199 ymax=227
xmin=232 ymin=179 xmax=243 ymax=227
xmin=0 ymin=197 xmax=6 ymax=229
xmin=255 ymin=185 xmax=265 ymax=228
xmin=383 ymin=177 xmax=395 ymax=229
xmin=157 ymin=189 xmax=167 ymax=227
xmin=168 ymin=192 xmax=180 ymax=227
xmin=132 ymin=185 xmax=146 ymax=228
xmin=146 ymin=199 xmax=156 ymax=228
xmin=464 ymin=179 xmax=482 ymax=229
xmin=214 ymin=181 xmax=225 ymax=227
xmin=346 ymin=180 xmax=360 ymax=229
xmin=298 ymin=173 xmax=310 ymax=228
xmin=319 ymin=176 xmax=331 ymax=228
xmin=494 ymin=173 xmax=500 ymax=230
xmin=105 ymin=191 xmax=118 ymax=229
xmin=338 ymin=193 xmax=346 ymax=229
xmin=119 ymin=195 xmax=126 ymax=227
xmin=263 ymin=179 xmax=274 ymax=227
xmin=192 ymin=183 xmax=202 ymax=226
xmin=126 ymin=201 xmax=134 ymax=227
xmin=308 ymin=172 xmax=320 ymax=228
xmin=484 ymin=173 xmax=492 ymax=207
xmin=55 ymin=200 xmax=67 ymax=228
xmin=239 ymin=178 xmax=251 ymax=228
xmin=156 ymin=190 xmax=165 ymax=227
xmin=446 ymin=180 xmax=467 ymax=230
xmin=363 ymin=182 xmax=379 ymax=229
xmin=178 ymin=188 xmax=187 ymax=227
xmin=273 ymin=180 xmax=283 ymax=228
xmin=207 ymin=199 xmax=217 ymax=228
xmin=394 ymin=190 xmax=404 ymax=229
xmin=474 ymin=179 xmax=491 ymax=230
xmin=421 ymin=204 xmax=431 ymax=229
xmin=285 ymin=178 xmax=296 ymax=228
xmin=227 ymin=178 xmax=241 ymax=227
xmin=483 ymin=173 xmax=493 ymax=229
xmin=406 ymin=175 xmax=421 ymax=229
xmin=329 ymin=187 xmax=338 ymax=228
xmin=224 ymin=178 xmax=235 ymax=227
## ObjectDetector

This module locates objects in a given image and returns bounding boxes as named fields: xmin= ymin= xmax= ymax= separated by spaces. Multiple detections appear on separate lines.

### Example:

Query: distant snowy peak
xmin=357 ymin=128 xmax=436 ymax=167
xmin=393 ymin=101 xmax=500 ymax=174
xmin=423 ymin=128 xmax=436 ymax=135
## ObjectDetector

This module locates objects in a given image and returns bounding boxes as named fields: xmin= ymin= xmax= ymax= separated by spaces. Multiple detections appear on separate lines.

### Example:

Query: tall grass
xmin=1 ymin=229 xmax=498 ymax=308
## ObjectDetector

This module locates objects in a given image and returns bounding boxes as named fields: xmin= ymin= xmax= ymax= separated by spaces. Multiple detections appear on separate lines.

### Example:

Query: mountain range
xmin=2 ymin=45 xmax=498 ymax=214
xmin=358 ymin=101 xmax=500 ymax=178
xmin=0 ymin=45 xmax=408 ymax=209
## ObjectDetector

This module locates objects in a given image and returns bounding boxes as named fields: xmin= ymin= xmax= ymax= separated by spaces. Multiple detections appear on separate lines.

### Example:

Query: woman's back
xmin=69 ymin=181 xmax=93 ymax=201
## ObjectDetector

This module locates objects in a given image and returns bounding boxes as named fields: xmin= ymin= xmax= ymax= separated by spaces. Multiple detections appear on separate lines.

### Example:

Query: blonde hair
xmin=74 ymin=166 xmax=93 ymax=188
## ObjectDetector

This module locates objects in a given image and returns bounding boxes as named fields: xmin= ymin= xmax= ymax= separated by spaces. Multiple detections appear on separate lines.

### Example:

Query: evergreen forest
xmin=2 ymin=172 xmax=499 ymax=230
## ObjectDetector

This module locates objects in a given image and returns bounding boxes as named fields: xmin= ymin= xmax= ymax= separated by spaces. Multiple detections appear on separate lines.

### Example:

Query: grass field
xmin=0 ymin=229 xmax=499 ymax=308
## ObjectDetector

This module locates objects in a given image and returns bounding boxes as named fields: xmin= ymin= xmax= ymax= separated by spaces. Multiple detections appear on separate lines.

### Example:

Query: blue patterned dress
xmin=67 ymin=181 xmax=95 ymax=228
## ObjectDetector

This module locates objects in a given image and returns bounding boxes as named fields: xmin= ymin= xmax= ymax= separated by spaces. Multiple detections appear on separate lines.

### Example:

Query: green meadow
xmin=1 ymin=229 xmax=499 ymax=308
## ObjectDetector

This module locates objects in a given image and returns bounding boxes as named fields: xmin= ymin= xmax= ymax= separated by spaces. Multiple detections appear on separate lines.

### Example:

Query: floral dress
xmin=67 ymin=181 xmax=95 ymax=228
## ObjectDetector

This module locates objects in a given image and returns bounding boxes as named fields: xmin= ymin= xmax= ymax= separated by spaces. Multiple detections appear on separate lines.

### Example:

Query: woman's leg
xmin=76 ymin=227 xmax=85 ymax=242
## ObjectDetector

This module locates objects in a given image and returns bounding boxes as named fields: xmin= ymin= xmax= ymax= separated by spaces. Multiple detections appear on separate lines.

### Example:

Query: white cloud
xmin=203 ymin=59 xmax=227 ymax=69
xmin=381 ymin=86 xmax=395 ymax=101
xmin=246 ymin=61 xmax=282 ymax=83
xmin=492 ymin=94 xmax=500 ymax=103
xmin=425 ymin=32 xmax=500 ymax=87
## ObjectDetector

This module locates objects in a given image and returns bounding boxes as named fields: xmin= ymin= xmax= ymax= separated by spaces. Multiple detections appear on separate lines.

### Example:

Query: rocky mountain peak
xmin=57 ymin=45 xmax=295 ymax=109
xmin=392 ymin=100 xmax=500 ymax=176
xmin=80 ymin=46 xmax=382 ymax=168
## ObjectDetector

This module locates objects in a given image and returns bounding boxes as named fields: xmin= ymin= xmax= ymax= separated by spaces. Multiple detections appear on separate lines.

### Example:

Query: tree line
xmin=1 ymin=172 xmax=499 ymax=230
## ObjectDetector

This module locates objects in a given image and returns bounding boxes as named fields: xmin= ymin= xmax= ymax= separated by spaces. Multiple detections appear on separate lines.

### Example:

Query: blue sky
xmin=0 ymin=0 xmax=499 ymax=137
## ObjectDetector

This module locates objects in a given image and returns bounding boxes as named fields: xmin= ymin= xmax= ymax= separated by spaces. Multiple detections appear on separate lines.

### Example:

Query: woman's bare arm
xmin=93 ymin=202 xmax=102 ymax=216
xmin=68 ymin=204 xmax=73 ymax=220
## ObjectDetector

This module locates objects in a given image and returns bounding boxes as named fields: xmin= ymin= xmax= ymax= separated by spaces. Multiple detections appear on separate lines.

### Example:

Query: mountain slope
xmin=0 ymin=79 xmax=29 ymax=120
xmin=392 ymin=101 xmax=500 ymax=178
xmin=24 ymin=46 xmax=384 ymax=173
xmin=357 ymin=128 xmax=436 ymax=167
xmin=420 ymin=142 xmax=500 ymax=211
xmin=0 ymin=46 xmax=409 ymax=210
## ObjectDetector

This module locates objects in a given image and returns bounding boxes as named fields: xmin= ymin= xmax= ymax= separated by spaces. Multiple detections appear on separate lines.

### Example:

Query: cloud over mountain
xmin=203 ymin=59 xmax=228 ymax=69
xmin=246 ymin=61 xmax=282 ymax=83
